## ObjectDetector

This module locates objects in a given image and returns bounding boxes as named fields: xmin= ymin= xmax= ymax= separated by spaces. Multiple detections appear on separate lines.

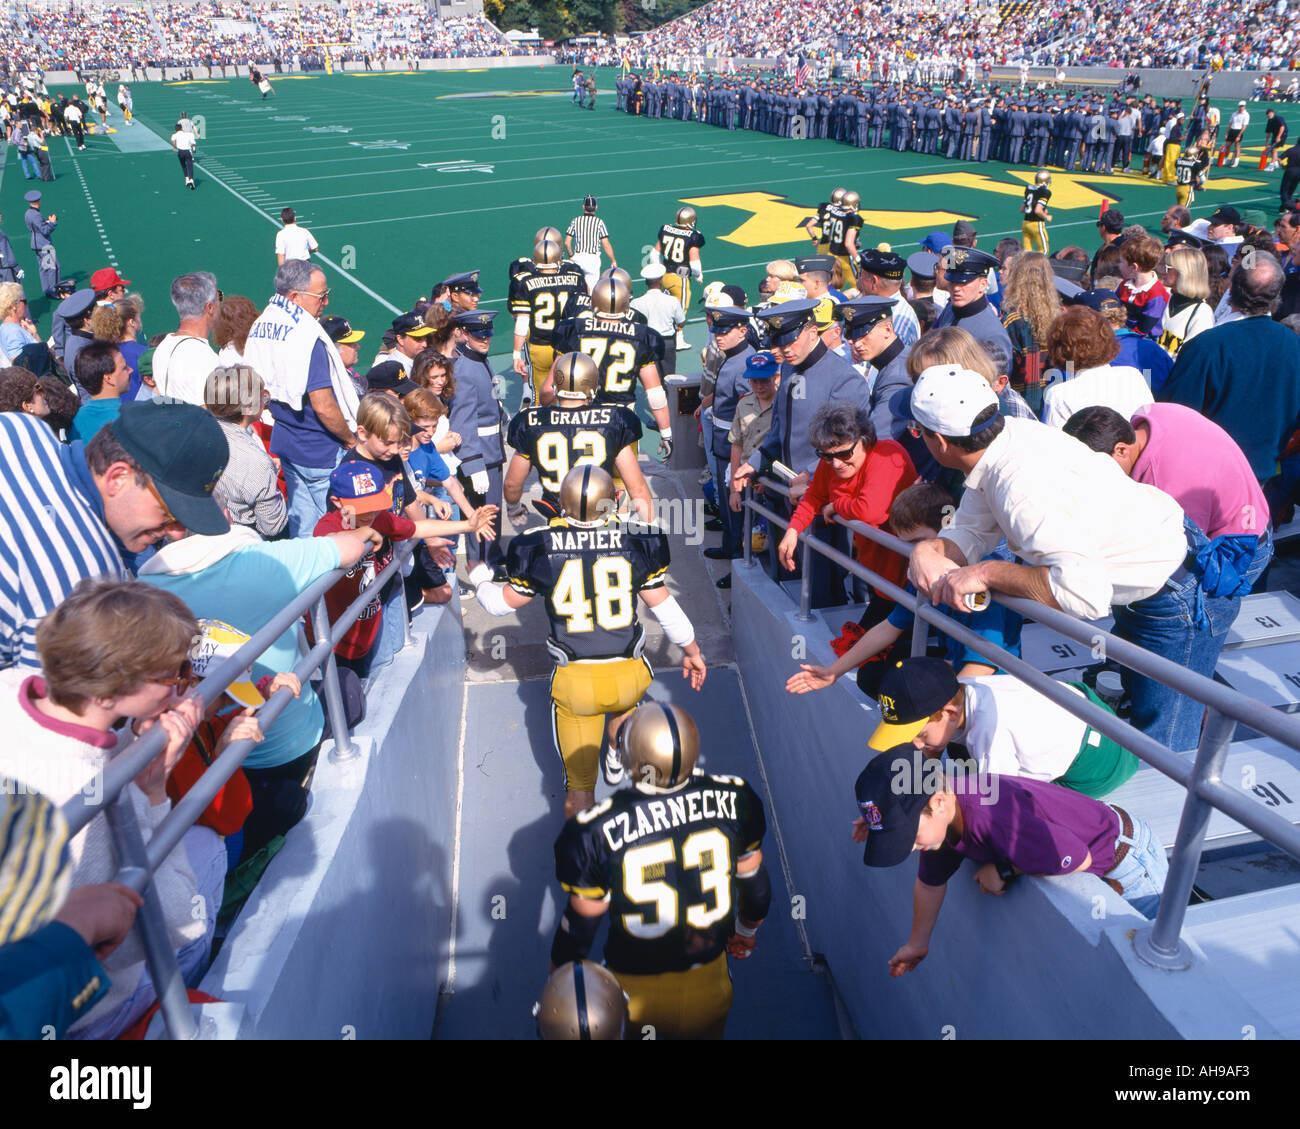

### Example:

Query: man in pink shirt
xmin=1063 ymin=401 xmax=1274 ymax=624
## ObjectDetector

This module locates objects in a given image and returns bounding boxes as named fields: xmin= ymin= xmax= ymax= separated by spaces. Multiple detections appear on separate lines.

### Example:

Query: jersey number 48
xmin=553 ymin=556 xmax=634 ymax=632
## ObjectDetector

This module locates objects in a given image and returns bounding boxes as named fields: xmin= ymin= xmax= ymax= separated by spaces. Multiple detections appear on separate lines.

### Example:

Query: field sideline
xmin=1 ymin=66 xmax=1280 ymax=410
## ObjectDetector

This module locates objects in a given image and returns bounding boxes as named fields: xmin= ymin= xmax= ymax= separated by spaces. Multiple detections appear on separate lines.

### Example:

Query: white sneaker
xmin=675 ymin=333 xmax=689 ymax=350
xmin=1231 ymin=157 xmax=1239 ymax=167
xmin=603 ymin=742 xmax=625 ymax=786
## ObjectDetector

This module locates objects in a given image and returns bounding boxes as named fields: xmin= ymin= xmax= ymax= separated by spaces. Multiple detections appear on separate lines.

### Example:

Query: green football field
xmin=2 ymin=66 xmax=1282 ymax=407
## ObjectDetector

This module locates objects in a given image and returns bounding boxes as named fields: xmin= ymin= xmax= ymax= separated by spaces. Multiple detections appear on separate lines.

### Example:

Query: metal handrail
xmin=743 ymin=477 xmax=1300 ymax=969
xmin=58 ymin=534 xmax=421 ymax=1038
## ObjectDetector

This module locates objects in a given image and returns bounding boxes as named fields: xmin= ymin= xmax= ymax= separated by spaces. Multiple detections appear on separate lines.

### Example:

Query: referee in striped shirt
xmin=565 ymin=195 xmax=618 ymax=291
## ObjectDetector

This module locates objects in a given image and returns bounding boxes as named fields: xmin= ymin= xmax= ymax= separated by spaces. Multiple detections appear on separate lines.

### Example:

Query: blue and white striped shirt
xmin=0 ymin=413 xmax=125 ymax=671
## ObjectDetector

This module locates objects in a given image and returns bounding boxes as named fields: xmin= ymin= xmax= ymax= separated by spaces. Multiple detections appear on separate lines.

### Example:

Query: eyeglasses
xmin=906 ymin=422 xmax=926 ymax=438
xmin=143 ymin=477 xmax=178 ymax=526
xmin=302 ymin=288 xmax=330 ymax=302
xmin=816 ymin=442 xmax=859 ymax=463
xmin=146 ymin=658 xmax=199 ymax=690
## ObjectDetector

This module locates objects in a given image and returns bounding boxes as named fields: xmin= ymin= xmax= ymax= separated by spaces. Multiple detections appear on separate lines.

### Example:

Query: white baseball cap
xmin=909 ymin=365 xmax=1001 ymax=437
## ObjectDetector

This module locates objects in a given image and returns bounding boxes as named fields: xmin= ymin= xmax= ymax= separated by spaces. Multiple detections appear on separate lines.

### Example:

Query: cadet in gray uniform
xmin=0 ymin=213 xmax=23 ymax=284
xmin=23 ymin=189 xmax=59 ymax=298
xmin=732 ymin=298 xmax=871 ymax=608
xmin=702 ymin=305 xmax=754 ymax=563
xmin=451 ymin=308 xmax=508 ymax=576
xmin=931 ymin=246 xmax=1013 ymax=369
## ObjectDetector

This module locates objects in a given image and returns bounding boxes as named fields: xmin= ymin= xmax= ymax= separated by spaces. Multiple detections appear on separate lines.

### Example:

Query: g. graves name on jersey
xmin=1022 ymin=183 xmax=1051 ymax=218
xmin=508 ymin=264 xmax=590 ymax=347
xmin=507 ymin=403 xmax=642 ymax=508
xmin=555 ymin=772 xmax=766 ymax=974
xmin=553 ymin=311 xmax=662 ymax=406
xmin=657 ymin=222 xmax=706 ymax=275
xmin=821 ymin=204 xmax=862 ymax=256
xmin=506 ymin=518 xmax=670 ymax=662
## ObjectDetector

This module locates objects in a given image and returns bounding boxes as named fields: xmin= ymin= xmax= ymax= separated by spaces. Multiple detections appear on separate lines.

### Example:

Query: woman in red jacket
xmin=777 ymin=402 xmax=917 ymax=621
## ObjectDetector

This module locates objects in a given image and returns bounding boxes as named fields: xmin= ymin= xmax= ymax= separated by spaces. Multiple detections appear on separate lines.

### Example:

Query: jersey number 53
xmin=622 ymin=830 xmax=733 ymax=938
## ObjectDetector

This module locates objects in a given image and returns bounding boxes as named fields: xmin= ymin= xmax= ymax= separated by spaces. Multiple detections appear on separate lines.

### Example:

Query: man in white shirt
xmin=904 ymin=364 xmax=1220 ymax=753
xmin=152 ymin=271 xmax=221 ymax=406
xmin=630 ymin=263 xmax=685 ymax=376
xmin=275 ymin=207 xmax=319 ymax=265
xmin=1226 ymin=101 xmax=1250 ymax=166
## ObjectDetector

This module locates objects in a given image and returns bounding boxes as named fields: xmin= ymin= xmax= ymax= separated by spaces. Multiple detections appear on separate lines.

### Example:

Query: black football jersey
xmin=657 ymin=222 xmax=706 ymax=275
xmin=506 ymin=518 xmax=669 ymax=662
xmin=822 ymin=205 xmax=862 ymax=255
xmin=814 ymin=201 xmax=833 ymax=243
xmin=554 ymin=772 xmax=767 ymax=975
xmin=553 ymin=311 xmax=662 ymax=407
xmin=508 ymin=264 xmax=590 ymax=347
xmin=1174 ymin=154 xmax=1199 ymax=186
xmin=1022 ymin=184 xmax=1051 ymax=218
xmin=506 ymin=402 xmax=642 ymax=511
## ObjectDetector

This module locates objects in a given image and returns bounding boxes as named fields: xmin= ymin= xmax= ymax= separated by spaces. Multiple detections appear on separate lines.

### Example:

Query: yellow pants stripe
xmin=527 ymin=342 xmax=555 ymax=403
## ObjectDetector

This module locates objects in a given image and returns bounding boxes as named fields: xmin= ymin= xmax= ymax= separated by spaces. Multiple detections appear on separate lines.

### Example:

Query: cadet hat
xmin=908 ymin=363 xmax=1001 ymax=439
xmin=706 ymin=305 xmax=750 ymax=334
xmin=837 ymin=296 xmax=895 ymax=340
xmin=1050 ymin=256 xmax=1089 ymax=284
xmin=89 ymin=267 xmax=132 ymax=291
xmin=23 ymin=189 xmax=41 ymax=204
xmin=328 ymin=456 xmax=395 ymax=515
xmin=111 ymin=400 xmax=230 ymax=536
xmin=755 ymin=298 xmax=819 ymax=346
xmin=441 ymin=270 xmax=482 ymax=294
xmin=55 ymin=288 xmax=96 ymax=321
xmin=907 ymin=250 xmax=939 ymax=280
xmin=1053 ymin=275 xmax=1085 ymax=301
xmin=641 ymin=262 xmax=666 ymax=281
xmin=452 ymin=308 xmax=498 ymax=338
xmin=364 ymin=360 xmax=412 ymax=395
xmin=858 ymin=248 xmax=906 ymax=280
xmin=794 ymin=253 xmax=836 ymax=276
xmin=940 ymin=246 xmax=999 ymax=283
xmin=952 ymin=219 xmax=978 ymax=240
xmin=319 ymin=315 xmax=365 ymax=345
xmin=867 ymin=657 xmax=961 ymax=753
xmin=745 ymin=350 xmax=779 ymax=379
xmin=1207 ymin=205 xmax=1241 ymax=227
xmin=392 ymin=311 xmax=433 ymax=338
xmin=854 ymin=747 xmax=940 ymax=868
xmin=1097 ymin=208 xmax=1125 ymax=234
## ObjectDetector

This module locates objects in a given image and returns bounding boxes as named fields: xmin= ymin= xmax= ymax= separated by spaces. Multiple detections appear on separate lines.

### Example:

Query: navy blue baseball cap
xmin=453 ymin=308 xmax=497 ymax=338
xmin=364 ymin=360 xmax=413 ymax=395
xmin=706 ymin=305 xmax=750 ymax=334
xmin=756 ymin=298 xmax=819 ymax=346
xmin=111 ymin=401 xmax=230 ymax=535
xmin=745 ymin=350 xmax=778 ymax=379
xmin=855 ymin=748 xmax=933 ymax=868
xmin=837 ymin=296 xmax=895 ymax=340
xmin=858 ymin=248 xmax=906 ymax=281
xmin=392 ymin=312 xmax=433 ymax=338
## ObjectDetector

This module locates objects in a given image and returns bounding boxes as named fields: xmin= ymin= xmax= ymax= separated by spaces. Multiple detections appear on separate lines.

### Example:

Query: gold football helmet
xmin=533 ymin=238 xmax=563 ymax=267
xmin=551 ymin=351 xmax=600 ymax=401
xmin=591 ymin=274 xmax=631 ymax=316
xmin=534 ymin=225 xmax=563 ymax=247
xmin=560 ymin=464 xmax=615 ymax=524
xmin=619 ymin=702 xmax=700 ymax=790
xmin=602 ymin=266 xmax=633 ymax=291
xmin=830 ymin=187 xmax=848 ymax=204
xmin=534 ymin=961 xmax=629 ymax=1041
xmin=1034 ymin=169 xmax=1052 ymax=186
xmin=841 ymin=190 xmax=861 ymax=211
xmin=675 ymin=205 xmax=697 ymax=228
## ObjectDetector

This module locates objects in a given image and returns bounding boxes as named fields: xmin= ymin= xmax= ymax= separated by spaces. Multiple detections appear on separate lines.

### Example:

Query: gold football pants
xmin=661 ymin=271 xmax=691 ymax=314
xmin=550 ymin=656 xmax=653 ymax=792
xmin=1021 ymin=219 xmax=1048 ymax=254
xmin=527 ymin=342 xmax=555 ymax=403
xmin=613 ymin=953 xmax=733 ymax=1040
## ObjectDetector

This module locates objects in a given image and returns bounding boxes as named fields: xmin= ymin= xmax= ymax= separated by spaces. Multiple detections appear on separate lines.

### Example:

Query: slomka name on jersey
xmin=548 ymin=528 xmax=625 ymax=553
xmin=601 ymin=789 xmax=740 ymax=851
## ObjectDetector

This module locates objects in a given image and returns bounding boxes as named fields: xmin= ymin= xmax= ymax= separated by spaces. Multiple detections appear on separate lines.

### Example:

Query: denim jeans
xmin=18 ymin=151 xmax=38 ymax=179
xmin=1112 ymin=525 xmax=1273 ymax=753
xmin=366 ymin=575 xmax=408 ymax=676
xmin=282 ymin=452 xmax=342 ymax=538
xmin=1104 ymin=812 xmax=1168 ymax=919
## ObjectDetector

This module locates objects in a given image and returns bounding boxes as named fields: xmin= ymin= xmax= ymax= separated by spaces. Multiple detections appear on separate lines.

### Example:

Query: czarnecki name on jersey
xmin=602 ymin=788 xmax=738 ymax=851
xmin=549 ymin=527 xmax=624 ymax=552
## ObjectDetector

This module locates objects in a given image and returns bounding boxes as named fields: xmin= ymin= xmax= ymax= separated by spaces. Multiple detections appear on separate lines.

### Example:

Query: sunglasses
xmin=816 ymin=442 xmax=859 ymax=463
xmin=906 ymin=422 xmax=925 ymax=438
xmin=146 ymin=658 xmax=199 ymax=690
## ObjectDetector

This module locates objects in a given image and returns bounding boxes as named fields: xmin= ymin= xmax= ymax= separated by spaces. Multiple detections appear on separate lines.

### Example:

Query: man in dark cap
xmin=0 ymin=400 xmax=230 ymax=668
xmin=23 ymin=190 xmax=59 ymax=298
xmin=732 ymin=298 xmax=871 ymax=607
xmin=857 ymin=249 xmax=919 ymax=346
xmin=442 ymin=270 xmax=482 ymax=313
xmin=449 ymin=308 xmax=507 ymax=579
xmin=390 ymin=311 xmax=434 ymax=375
xmin=319 ymin=314 xmax=366 ymax=394
xmin=701 ymin=306 xmax=755 ymax=563
xmin=1090 ymin=209 xmax=1126 ymax=282
xmin=932 ymin=247 xmax=1013 ymax=367
xmin=364 ymin=359 xmax=414 ymax=399
xmin=56 ymin=289 xmax=97 ymax=395
xmin=795 ymin=253 xmax=843 ymax=304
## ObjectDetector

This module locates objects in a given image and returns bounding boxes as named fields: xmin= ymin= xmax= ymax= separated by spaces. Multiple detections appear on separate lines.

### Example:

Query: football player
xmin=550 ymin=702 xmax=769 ymax=1040
xmin=1021 ymin=170 xmax=1053 ymax=253
xmin=802 ymin=186 xmax=848 ymax=252
xmin=550 ymin=273 xmax=674 ymax=459
xmin=505 ymin=350 xmax=653 ymax=522
xmin=510 ymin=237 xmax=590 ymax=408
xmin=534 ymin=960 xmax=630 ymax=1040
xmin=824 ymin=189 xmax=863 ymax=288
xmin=1173 ymin=145 xmax=1209 ymax=207
xmin=652 ymin=206 xmax=706 ymax=335
xmin=471 ymin=466 xmax=706 ymax=818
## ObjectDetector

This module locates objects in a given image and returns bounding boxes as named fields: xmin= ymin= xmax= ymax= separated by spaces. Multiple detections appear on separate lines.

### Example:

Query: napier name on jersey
xmin=555 ymin=772 xmax=766 ymax=974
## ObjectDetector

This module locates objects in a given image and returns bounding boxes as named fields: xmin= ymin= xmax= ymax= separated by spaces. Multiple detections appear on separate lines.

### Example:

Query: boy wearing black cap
xmin=854 ymin=748 xmax=1168 ymax=978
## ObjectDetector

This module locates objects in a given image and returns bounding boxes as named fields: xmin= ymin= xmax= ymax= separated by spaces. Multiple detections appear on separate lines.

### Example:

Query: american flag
xmin=796 ymin=55 xmax=809 ymax=86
